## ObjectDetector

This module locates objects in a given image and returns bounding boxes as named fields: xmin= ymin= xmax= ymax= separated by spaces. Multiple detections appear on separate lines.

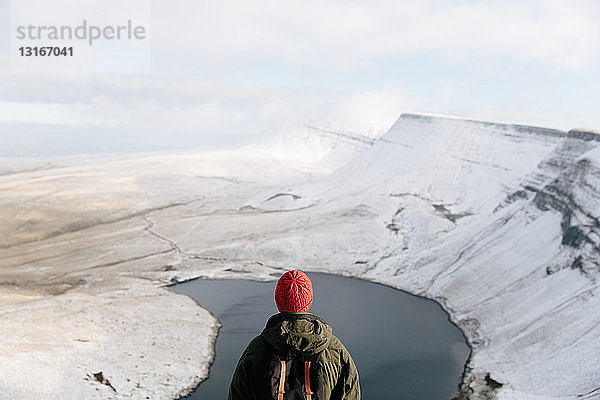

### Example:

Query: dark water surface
xmin=171 ymin=273 xmax=469 ymax=399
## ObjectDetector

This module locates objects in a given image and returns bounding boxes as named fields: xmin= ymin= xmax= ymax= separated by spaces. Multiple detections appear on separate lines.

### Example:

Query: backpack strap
xmin=304 ymin=361 xmax=313 ymax=400
xmin=277 ymin=360 xmax=286 ymax=400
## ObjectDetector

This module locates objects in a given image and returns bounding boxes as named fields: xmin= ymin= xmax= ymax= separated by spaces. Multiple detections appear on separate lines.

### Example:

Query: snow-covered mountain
xmin=341 ymin=115 xmax=600 ymax=399
xmin=0 ymin=113 xmax=598 ymax=399
xmin=166 ymin=113 xmax=600 ymax=399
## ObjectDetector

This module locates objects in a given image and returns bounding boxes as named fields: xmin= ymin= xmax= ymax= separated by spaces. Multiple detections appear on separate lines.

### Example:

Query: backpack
xmin=260 ymin=338 xmax=326 ymax=400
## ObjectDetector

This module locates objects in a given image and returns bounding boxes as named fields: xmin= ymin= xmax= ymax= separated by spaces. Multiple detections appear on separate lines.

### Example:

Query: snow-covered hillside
xmin=1 ymin=114 xmax=598 ymax=399
xmin=155 ymin=114 xmax=600 ymax=399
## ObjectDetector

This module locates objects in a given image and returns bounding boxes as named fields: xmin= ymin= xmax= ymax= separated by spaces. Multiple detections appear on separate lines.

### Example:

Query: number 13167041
xmin=19 ymin=47 xmax=73 ymax=56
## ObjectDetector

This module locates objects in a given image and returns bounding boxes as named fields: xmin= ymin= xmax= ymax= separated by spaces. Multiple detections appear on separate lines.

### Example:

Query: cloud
xmin=151 ymin=0 xmax=600 ymax=71
xmin=0 ymin=98 xmax=129 ymax=127
xmin=0 ymin=75 xmax=419 ymax=139
xmin=0 ymin=0 xmax=598 ymax=156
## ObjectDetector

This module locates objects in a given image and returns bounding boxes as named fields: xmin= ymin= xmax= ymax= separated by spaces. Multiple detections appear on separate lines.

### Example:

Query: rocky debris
xmin=87 ymin=371 xmax=116 ymax=392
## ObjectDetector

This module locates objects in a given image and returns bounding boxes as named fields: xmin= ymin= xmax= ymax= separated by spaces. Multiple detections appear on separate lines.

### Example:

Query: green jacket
xmin=228 ymin=312 xmax=361 ymax=400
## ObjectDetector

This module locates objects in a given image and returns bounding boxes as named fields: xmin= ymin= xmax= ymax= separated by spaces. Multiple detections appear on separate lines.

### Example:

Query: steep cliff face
xmin=330 ymin=115 xmax=600 ymax=399
xmin=407 ymin=121 xmax=600 ymax=399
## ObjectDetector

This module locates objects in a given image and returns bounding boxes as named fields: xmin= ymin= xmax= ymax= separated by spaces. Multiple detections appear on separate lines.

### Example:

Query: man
xmin=228 ymin=270 xmax=361 ymax=400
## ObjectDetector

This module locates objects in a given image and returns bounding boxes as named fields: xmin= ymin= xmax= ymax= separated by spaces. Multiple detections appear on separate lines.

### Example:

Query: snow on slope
xmin=0 ymin=146 xmax=329 ymax=400
xmin=328 ymin=115 xmax=600 ymax=398
xmin=320 ymin=115 xmax=600 ymax=398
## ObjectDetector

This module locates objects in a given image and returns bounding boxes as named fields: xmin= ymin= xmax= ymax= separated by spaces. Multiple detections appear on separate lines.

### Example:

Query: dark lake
xmin=171 ymin=272 xmax=470 ymax=399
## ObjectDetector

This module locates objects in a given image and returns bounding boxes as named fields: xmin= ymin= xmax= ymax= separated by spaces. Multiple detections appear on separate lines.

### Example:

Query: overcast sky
xmin=1 ymin=0 xmax=599 ymax=156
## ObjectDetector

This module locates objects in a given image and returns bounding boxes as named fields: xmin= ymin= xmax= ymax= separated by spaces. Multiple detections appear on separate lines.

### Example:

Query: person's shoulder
xmin=326 ymin=334 xmax=356 ymax=363
xmin=327 ymin=333 xmax=345 ymax=350
xmin=243 ymin=334 xmax=269 ymax=355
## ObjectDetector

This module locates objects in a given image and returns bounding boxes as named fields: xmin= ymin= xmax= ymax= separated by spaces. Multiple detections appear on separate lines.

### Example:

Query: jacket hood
xmin=261 ymin=313 xmax=333 ymax=357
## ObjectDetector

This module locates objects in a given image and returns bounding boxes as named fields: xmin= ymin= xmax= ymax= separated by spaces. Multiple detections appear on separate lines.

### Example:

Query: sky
xmin=0 ymin=0 xmax=599 ymax=157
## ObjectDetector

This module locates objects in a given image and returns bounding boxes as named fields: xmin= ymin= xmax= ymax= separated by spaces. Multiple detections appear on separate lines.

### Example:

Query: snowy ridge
xmin=399 ymin=112 xmax=569 ymax=137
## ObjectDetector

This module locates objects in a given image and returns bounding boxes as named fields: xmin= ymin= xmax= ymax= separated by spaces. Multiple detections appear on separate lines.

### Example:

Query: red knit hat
xmin=274 ymin=270 xmax=313 ymax=313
